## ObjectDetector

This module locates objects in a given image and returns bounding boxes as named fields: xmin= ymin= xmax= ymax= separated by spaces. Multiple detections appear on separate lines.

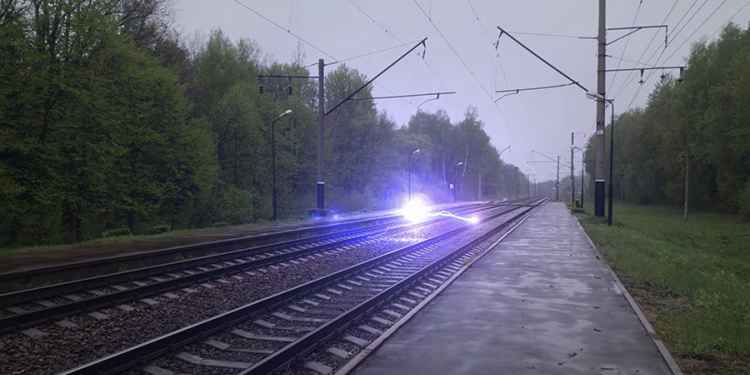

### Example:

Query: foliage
xmin=0 ymin=1 xmax=526 ymax=247
xmin=581 ymin=203 xmax=750 ymax=373
xmin=587 ymin=23 xmax=750 ymax=214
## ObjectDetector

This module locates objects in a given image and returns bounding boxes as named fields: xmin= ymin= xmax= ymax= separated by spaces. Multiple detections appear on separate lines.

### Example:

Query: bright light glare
xmin=435 ymin=211 xmax=480 ymax=225
xmin=400 ymin=197 xmax=431 ymax=223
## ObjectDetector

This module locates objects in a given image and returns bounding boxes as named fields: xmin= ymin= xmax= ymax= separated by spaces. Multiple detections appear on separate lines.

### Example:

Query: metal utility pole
xmin=608 ymin=100 xmax=615 ymax=226
xmin=316 ymin=59 xmax=325 ymax=213
xmin=477 ymin=173 xmax=482 ymax=201
xmin=581 ymin=158 xmax=585 ymax=207
xmin=594 ymin=0 xmax=607 ymax=217
xmin=408 ymin=148 xmax=420 ymax=201
xmin=556 ymin=155 xmax=560 ymax=201
xmin=571 ymin=132 xmax=575 ymax=207
xmin=271 ymin=109 xmax=293 ymax=221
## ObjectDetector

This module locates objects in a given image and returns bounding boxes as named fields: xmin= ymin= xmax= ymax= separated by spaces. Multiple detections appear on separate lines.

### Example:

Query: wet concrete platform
xmin=353 ymin=202 xmax=673 ymax=375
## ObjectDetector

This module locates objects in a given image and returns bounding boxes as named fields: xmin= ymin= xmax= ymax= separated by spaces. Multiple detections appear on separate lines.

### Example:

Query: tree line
xmin=585 ymin=23 xmax=750 ymax=219
xmin=0 ymin=0 xmax=527 ymax=246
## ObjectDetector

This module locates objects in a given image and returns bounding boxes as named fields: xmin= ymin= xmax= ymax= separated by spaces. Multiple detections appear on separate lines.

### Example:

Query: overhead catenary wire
xmin=508 ymin=31 xmax=594 ymax=39
xmin=668 ymin=0 xmax=711 ymax=46
xmin=613 ymin=0 xmax=680 ymax=98
xmin=606 ymin=54 xmax=657 ymax=68
xmin=626 ymin=0 xmax=731 ymax=110
xmin=312 ymin=40 xmax=423 ymax=67
xmin=349 ymin=91 xmax=456 ymax=101
xmin=465 ymin=0 xmax=511 ymax=92
xmin=496 ymin=27 xmax=589 ymax=93
xmin=608 ymin=0 xmax=644 ymax=92
xmin=711 ymin=0 xmax=750 ymax=36
xmin=230 ymin=0 xmax=338 ymax=61
xmin=325 ymin=38 xmax=428 ymax=116
xmin=615 ymin=0 xmax=706 ymax=101
xmin=412 ymin=0 xmax=496 ymax=101
xmin=411 ymin=0 xmax=510 ymax=131
xmin=495 ymin=82 xmax=575 ymax=94
xmin=347 ymin=0 xmax=444 ymax=100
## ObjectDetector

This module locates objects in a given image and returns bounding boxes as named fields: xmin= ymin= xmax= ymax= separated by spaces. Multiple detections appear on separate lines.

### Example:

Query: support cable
xmin=608 ymin=0 xmax=644 ymax=92
xmin=495 ymin=27 xmax=589 ymax=93
xmin=613 ymin=0 xmax=680 ymax=98
xmin=626 ymin=0 xmax=730 ymax=110
xmin=230 ymin=0 xmax=337 ymax=61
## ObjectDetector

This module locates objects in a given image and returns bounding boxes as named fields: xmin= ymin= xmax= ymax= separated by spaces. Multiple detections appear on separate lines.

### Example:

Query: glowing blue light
xmin=400 ymin=197 xmax=432 ymax=223
xmin=399 ymin=195 xmax=479 ymax=225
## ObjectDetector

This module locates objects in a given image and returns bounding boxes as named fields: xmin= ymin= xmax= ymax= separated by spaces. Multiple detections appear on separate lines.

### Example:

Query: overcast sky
xmin=174 ymin=0 xmax=750 ymax=182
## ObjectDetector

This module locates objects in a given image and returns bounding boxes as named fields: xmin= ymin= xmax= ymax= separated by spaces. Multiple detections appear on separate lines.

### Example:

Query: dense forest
xmin=0 ymin=0 xmax=528 ymax=246
xmin=586 ymin=23 xmax=750 ymax=219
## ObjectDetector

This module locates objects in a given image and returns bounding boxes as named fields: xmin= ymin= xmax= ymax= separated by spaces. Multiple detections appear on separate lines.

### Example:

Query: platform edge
xmin=574 ymin=217 xmax=684 ymax=375
xmin=333 ymin=207 xmax=536 ymax=375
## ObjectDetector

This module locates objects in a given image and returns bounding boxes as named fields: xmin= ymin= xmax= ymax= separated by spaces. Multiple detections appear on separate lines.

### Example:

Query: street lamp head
xmin=273 ymin=109 xmax=293 ymax=122
xmin=412 ymin=148 xmax=421 ymax=155
xmin=455 ymin=161 xmax=464 ymax=167
xmin=585 ymin=92 xmax=602 ymax=101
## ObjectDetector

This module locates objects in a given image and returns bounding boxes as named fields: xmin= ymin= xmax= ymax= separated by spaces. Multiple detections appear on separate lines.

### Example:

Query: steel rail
xmin=58 ymin=203 xmax=533 ymax=375
xmin=0 ymin=203 xmax=499 ymax=333
xmin=240 ymin=200 xmax=543 ymax=374
xmin=0 ymin=203 xmax=480 ymax=287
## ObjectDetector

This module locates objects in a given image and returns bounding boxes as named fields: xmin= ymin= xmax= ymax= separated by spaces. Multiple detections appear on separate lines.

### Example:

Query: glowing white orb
xmin=400 ymin=197 xmax=431 ymax=223
xmin=468 ymin=215 xmax=480 ymax=224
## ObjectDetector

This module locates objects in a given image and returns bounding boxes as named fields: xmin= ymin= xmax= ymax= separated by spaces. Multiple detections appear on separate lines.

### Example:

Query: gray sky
xmin=174 ymin=0 xmax=750 ymax=182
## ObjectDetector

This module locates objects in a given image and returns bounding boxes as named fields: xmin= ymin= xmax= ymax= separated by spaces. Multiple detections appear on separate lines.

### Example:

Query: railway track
xmin=58 ymin=199 xmax=544 ymax=375
xmin=0 ymin=202 xmax=500 ymax=334
xmin=0 ymin=202 xmax=485 ymax=292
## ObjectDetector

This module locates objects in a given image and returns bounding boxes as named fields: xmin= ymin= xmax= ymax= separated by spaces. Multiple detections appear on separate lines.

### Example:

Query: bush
xmin=101 ymin=228 xmax=131 ymax=237
xmin=219 ymin=186 xmax=254 ymax=224
xmin=739 ymin=181 xmax=750 ymax=220
xmin=146 ymin=225 xmax=170 ymax=235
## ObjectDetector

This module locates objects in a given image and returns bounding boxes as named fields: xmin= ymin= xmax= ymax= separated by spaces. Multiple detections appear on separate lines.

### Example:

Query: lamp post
xmin=607 ymin=100 xmax=615 ymax=226
xmin=571 ymin=145 xmax=584 ymax=207
xmin=271 ymin=109 xmax=293 ymax=221
xmin=494 ymin=145 xmax=511 ymax=200
xmin=408 ymin=148 xmax=421 ymax=201
xmin=585 ymin=93 xmax=615 ymax=226
xmin=453 ymin=161 xmax=464 ymax=202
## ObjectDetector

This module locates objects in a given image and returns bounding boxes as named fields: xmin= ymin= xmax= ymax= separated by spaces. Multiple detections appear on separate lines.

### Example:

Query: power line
xmin=411 ymin=0 xmax=499 ymax=112
xmin=495 ymin=82 xmax=575 ymax=94
xmin=508 ymin=31 xmax=592 ymax=39
xmin=613 ymin=0 xmax=679 ymax=98
xmin=347 ymin=0 xmax=444 ymax=96
xmin=608 ymin=0 xmax=644 ymax=92
xmin=668 ymin=0 xmax=711 ymax=46
xmin=350 ymin=91 xmax=456 ymax=101
xmin=230 ymin=0 xmax=338 ymax=61
xmin=321 ymin=40 xmax=422 ymax=67
xmin=660 ymin=0 xmax=730 ymax=64
xmin=347 ymin=0 xmax=403 ymax=43
xmin=465 ymin=0 xmax=511 ymax=93
xmin=616 ymin=0 xmax=704 ymax=103
xmin=496 ymin=27 xmax=589 ymax=93
xmin=626 ymin=0 xmax=730 ymax=110
xmin=607 ymin=54 xmax=656 ymax=68
xmin=712 ymin=0 xmax=750 ymax=35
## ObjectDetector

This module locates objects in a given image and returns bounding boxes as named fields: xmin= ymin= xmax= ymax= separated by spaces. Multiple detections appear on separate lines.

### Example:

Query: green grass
xmin=579 ymin=203 xmax=750 ymax=374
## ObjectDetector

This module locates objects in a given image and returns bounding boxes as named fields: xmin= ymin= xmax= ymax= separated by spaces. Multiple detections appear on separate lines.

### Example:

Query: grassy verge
xmin=578 ymin=203 xmax=750 ymax=375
